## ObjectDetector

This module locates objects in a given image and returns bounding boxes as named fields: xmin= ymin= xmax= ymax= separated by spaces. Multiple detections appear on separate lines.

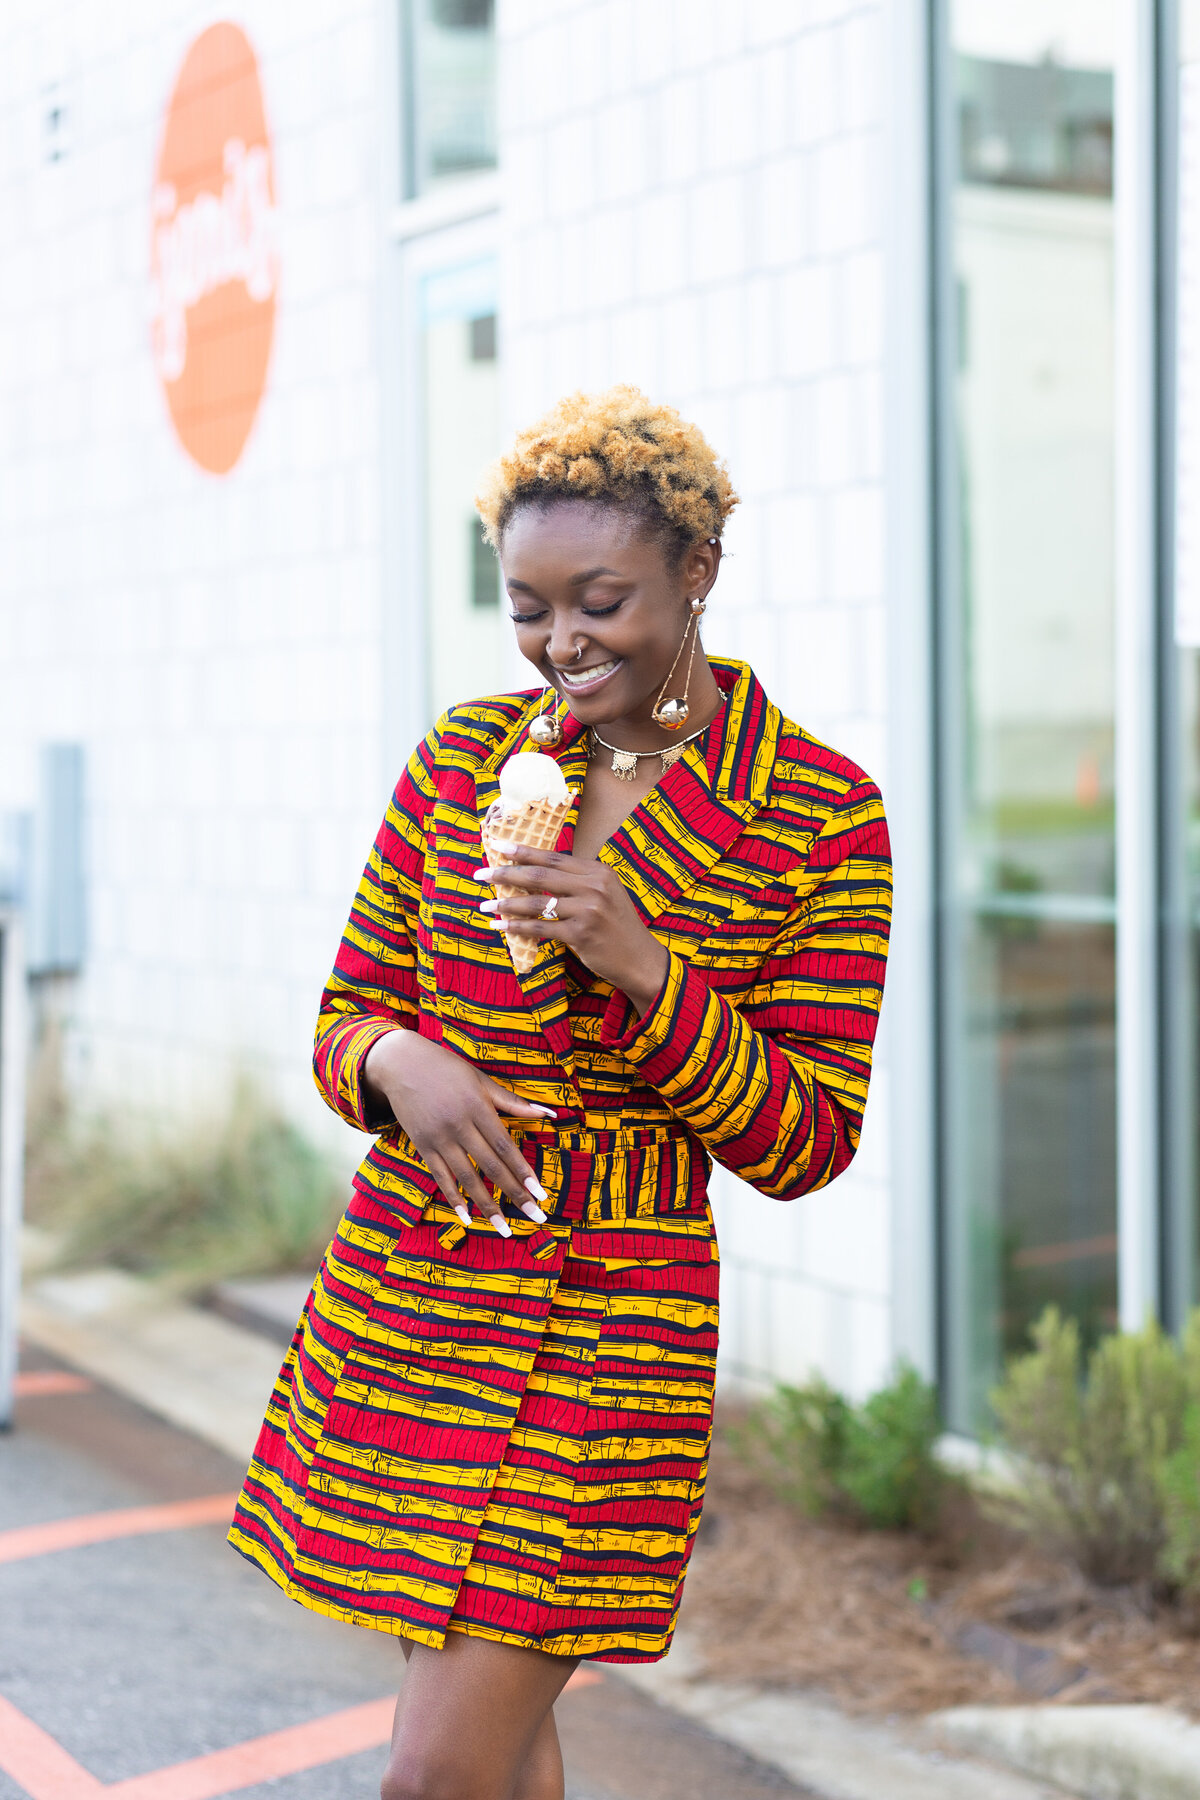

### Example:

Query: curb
xmin=623 ymin=1634 xmax=1066 ymax=1800
xmin=20 ymin=1265 xmax=282 ymax=1464
xmin=932 ymin=1703 xmax=1200 ymax=1800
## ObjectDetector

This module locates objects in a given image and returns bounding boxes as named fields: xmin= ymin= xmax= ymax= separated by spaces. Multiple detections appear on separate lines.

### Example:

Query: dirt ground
xmin=679 ymin=1418 xmax=1200 ymax=1718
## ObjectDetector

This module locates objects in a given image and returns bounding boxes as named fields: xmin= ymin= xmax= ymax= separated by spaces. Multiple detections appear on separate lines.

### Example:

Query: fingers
xmin=473 ymin=845 xmax=567 ymax=876
xmin=474 ymin=862 xmax=575 ymax=894
xmin=428 ymin=1144 xmax=513 ymax=1237
xmin=421 ymin=1099 xmax=552 ymax=1235
xmin=482 ymin=1079 xmax=557 ymax=1121
xmin=462 ymin=1123 xmax=549 ymax=1221
xmin=480 ymin=892 xmax=559 ymax=921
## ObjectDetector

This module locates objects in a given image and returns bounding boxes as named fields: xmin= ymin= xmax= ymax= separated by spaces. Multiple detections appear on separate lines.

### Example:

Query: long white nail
xmin=472 ymin=869 xmax=492 ymax=882
xmin=454 ymin=1205 xmax=471 ymax=1225
xmin=521 ymin=1200 xmax=547 ymax=1223
xmin=479 ymin=899 xmax=498 ymax=913
xmin=489 ymin=1213 xmax=512 ymax=1238
xmin=532 ymin=1106 xmax=558 ymax=1117
xmin=492 ymin=840 xmax=521 ymax=856
xmin=524 ymin=1176 xmax=548 ymax=1203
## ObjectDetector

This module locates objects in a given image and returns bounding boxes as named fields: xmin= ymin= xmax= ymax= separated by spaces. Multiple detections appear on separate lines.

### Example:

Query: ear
xmin=682 ymin=537 xmax=721 ymax=598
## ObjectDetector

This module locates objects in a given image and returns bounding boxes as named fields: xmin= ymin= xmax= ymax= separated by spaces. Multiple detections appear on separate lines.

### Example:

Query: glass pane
xmin=1170 ymin=0 xmax=1200 ymax=1322
xmin=407 ymin=0 xmax=496 ymax=197
xmin=421 ymin=259 xmax=502 ymax=720
xmin=940 ymin=1 xmax=1117 ymax=1431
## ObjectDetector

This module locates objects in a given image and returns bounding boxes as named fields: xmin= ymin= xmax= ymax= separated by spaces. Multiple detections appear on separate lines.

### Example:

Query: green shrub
xmin=26 ymin=1074 xmax=342 ymax=1292
xmin=734 ymin=1361 xmax=951 ymax=1532
xmin=990 ymin=1307 xmax=1193 ymax=1587
xmin=732 ymin=1376 xmax=852 ymax=1518
xmin=839 ymin=1362 xmax=947 ymax=1532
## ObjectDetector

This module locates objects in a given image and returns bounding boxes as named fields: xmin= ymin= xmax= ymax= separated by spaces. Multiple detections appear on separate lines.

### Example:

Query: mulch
xmin=678 ymin=1419 xmax=1200 ymax=1717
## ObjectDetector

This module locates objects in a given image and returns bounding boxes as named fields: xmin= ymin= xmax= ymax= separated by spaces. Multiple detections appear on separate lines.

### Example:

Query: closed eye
xmin=582 ymin=600 xmax=623 ymax=617
xmin=509 ymin=610 xmax=548 ymax=624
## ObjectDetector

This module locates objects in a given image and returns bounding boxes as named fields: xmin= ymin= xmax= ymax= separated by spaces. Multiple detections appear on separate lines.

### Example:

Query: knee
xmin=380 ymin=1762 xmax=433 ymax=1800
xmin=380 ymin=1752 xmax=482 ymax=1800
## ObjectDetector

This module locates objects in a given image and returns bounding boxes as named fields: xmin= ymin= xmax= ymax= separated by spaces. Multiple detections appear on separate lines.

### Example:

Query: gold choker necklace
xmin=589 ymin=715 xmax=718 ymax=781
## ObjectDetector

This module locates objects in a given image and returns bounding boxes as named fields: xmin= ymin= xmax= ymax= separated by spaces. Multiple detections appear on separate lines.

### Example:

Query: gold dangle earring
xmin=651 ymin=597 xmax=706 ymax=730
xmin=528 ymin=684 xmax=562 ymax=747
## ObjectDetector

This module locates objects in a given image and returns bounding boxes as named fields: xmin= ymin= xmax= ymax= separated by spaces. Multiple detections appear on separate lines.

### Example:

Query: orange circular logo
xmin=150 ymin=23 xmax=278 ymax=475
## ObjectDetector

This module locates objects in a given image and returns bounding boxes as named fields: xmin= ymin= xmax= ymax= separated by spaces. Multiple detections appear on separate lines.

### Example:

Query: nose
xmin=547 ymin=624 xmax=582 ymax=669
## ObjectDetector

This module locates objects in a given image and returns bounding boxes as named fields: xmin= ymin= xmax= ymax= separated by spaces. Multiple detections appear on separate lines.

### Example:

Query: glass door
xmin=935 ymin=2 xmax=1119 ymax=1430
xmin=399 ymin=222 xmax=504 ymax=727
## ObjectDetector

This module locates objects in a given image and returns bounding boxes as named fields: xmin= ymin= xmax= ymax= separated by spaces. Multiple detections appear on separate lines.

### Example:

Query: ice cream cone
xmin=483 ymin=795 xmax=572 ymax=973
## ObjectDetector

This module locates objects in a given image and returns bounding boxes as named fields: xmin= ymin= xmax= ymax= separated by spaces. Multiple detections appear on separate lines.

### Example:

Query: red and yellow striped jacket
xmin=313 ymin=658 xmax=891 ymax=1257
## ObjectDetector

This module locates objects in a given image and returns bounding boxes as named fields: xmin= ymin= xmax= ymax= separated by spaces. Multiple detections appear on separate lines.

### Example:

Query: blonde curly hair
xmin=475 ymin=385 xmax=739 ymax=565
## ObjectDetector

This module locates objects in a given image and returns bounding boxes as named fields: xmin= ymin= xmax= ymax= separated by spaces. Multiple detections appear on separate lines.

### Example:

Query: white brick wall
xmin=0 ymin=0 xmax=389 ymax=1157
xmin=1 ymin=0 xmax=899 ymax=1394
xmin=499 ymin=0 xmax=892 ymax=1394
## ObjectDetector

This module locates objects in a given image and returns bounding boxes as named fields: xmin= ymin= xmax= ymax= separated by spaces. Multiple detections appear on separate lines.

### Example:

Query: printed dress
xmin=228 ymin=659 xmax=892 ymax=1662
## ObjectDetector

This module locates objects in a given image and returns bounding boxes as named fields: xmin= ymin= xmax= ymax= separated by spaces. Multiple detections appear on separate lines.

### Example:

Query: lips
xmin=556 ymin=658 xmax=621 ymax=693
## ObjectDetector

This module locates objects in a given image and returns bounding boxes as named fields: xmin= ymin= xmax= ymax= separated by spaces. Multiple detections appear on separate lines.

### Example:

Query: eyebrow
xmin=507 ymin=566 xmax=623 ymax=593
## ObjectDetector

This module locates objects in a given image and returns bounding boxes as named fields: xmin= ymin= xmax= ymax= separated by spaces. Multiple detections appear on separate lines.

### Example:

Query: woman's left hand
xmin=474 ymin=846 xmax=669 ymax=1018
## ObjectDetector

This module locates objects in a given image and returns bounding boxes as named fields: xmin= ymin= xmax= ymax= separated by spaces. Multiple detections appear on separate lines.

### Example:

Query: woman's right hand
xmin=362 ymin=1029 xmax=554 ymax=1238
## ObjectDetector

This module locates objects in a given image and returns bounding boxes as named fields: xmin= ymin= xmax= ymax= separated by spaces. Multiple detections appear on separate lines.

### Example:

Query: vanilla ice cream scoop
xmin=498 ymin=752 xmax=571 ymax=808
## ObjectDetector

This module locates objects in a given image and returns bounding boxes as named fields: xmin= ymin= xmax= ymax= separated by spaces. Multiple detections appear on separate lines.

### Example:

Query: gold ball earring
xmin=528 ymin=685 xmax=563 ymax=746
xmin=651 ymin=597 xmax=706 ymax=730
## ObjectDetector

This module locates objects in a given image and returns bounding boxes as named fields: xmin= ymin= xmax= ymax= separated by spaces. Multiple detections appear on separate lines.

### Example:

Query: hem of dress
xmin=227 ymin=1526 xmax=444 ymax=1648
xmin=228 ymin=1526 xmax=675 ymax=1664
xmin=444 ymin=1618 xmax=675 ymax=1665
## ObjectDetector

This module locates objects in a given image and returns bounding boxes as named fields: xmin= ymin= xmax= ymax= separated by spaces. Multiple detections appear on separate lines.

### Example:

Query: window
xmin=935 ymin=3 xmax=1118 ymax=1430
xmin=419 ymin=259 xmax=502 ymax=718
xmin=404 ymin=0 xmax=496 ymax=199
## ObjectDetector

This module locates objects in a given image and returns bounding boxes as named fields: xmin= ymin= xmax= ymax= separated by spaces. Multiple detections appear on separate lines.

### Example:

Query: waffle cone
xmin=482 ymin=795 xmax=572 ymax=973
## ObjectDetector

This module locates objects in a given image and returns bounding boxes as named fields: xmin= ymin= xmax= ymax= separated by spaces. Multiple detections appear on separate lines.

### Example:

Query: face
xmin=500 ymin=500 xmax=720 ymax=727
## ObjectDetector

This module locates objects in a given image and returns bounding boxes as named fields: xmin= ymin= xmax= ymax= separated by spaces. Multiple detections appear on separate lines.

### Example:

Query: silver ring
xmin=540 ymin=896 xmax=559 ymax=921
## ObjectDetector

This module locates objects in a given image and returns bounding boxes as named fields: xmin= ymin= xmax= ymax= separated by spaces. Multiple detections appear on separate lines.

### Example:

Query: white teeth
xmin=560 ymin=659 xmax=618 ymax=687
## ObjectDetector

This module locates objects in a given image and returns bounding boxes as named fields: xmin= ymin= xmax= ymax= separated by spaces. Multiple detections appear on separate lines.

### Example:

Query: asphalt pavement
xmin=0 ymin=1344 xmax=813 ymax=1800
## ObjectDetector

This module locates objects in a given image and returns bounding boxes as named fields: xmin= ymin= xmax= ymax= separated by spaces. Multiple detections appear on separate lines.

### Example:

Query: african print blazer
xmin=313 ymin=659 xmax=891 ymax=1256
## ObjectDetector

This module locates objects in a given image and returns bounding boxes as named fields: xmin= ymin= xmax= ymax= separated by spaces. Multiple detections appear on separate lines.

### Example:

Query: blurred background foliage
xmin=25 ymin=1040 xmax=341 ymax=1293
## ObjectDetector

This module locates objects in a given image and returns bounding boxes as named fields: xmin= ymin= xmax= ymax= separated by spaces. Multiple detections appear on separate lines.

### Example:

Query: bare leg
xmin=383 ymin=1633 xmax=576 ymax=1800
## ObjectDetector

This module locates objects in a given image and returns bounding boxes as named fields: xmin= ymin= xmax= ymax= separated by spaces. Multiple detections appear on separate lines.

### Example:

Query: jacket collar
xmin=472 ymin=660 xmax=780 ymax=1069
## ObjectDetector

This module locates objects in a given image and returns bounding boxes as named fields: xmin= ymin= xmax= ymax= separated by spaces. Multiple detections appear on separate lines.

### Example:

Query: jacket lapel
xmin=599 ymin=659 xmax=780 ymax=928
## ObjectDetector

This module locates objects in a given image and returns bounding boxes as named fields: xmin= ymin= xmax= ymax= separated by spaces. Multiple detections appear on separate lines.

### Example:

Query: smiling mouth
xmin=556 ymin=658 xmax=622 ymax=692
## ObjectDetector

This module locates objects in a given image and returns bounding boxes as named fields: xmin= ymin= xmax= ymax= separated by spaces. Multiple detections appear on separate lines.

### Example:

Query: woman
xmin=229 ymin=387 xmax=891 ymax=1800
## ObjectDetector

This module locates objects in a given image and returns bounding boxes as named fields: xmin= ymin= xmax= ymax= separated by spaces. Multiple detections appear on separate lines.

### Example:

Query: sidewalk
xmin=10 ymin=1254 xmax=1156 ymax=1800
xmin=2 ymin=1342 xmax=821 ymax=1800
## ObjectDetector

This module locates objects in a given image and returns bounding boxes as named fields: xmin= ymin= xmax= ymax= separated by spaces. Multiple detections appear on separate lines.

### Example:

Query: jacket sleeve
xmin=312 ymin=722 xmax=441 ymax=1131
xmin=598 ymin=783 xmax=891 ymax=1200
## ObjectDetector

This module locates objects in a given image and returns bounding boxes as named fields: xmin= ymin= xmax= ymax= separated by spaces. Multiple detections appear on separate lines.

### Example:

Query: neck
xmin=599 ymin=657 xmax=724 ymax=752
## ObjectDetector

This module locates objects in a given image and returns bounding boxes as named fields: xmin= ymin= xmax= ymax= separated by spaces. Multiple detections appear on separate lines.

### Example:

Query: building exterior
xmin=1 ymin=0 xmax=1195 ymax=1425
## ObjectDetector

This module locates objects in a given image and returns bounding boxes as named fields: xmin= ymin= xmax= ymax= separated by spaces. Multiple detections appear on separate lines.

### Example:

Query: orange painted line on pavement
xmin=106 ymin=1697 xmax=395 ymax=1800
xmin=14 ymin=1371 xmax=95 ymax=1397
xmin=0 ymin=1695 xmax=395 ymax=1800
xmin=565 ymin=1665 xmax=604 ymax=1690
xmin=0 ymin=1695 xmax=104 ymax=1798
xmin=0 ymin=1495 xmax=239 ymax=1566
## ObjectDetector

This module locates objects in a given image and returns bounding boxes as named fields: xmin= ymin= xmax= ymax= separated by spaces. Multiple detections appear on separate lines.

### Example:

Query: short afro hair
xmin=475 ymin=385 xmax=739 ymax=566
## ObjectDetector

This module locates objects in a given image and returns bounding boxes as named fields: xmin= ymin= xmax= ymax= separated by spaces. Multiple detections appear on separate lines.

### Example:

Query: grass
xmin=25 ymin=1056 xmax=343 ymax=1294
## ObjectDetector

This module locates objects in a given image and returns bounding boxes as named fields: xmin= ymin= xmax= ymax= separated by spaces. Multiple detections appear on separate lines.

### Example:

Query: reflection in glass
xmin=939 ymin=2 xmax=1117 ymax=1430
xmin=422 ymin=264 xmax=502 ymax=719
xmin=406 ymin=0 xmax=497 ymax=197
xmin=1170 ymin=1 xmax=1200 ymax=1324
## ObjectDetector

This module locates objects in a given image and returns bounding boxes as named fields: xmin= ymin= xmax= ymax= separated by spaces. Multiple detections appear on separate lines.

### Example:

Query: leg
xmin=383 ymin=1632 xmax=577 ymax=1800
xmin=511 ymin=1709 xmax=565 ymax=1800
